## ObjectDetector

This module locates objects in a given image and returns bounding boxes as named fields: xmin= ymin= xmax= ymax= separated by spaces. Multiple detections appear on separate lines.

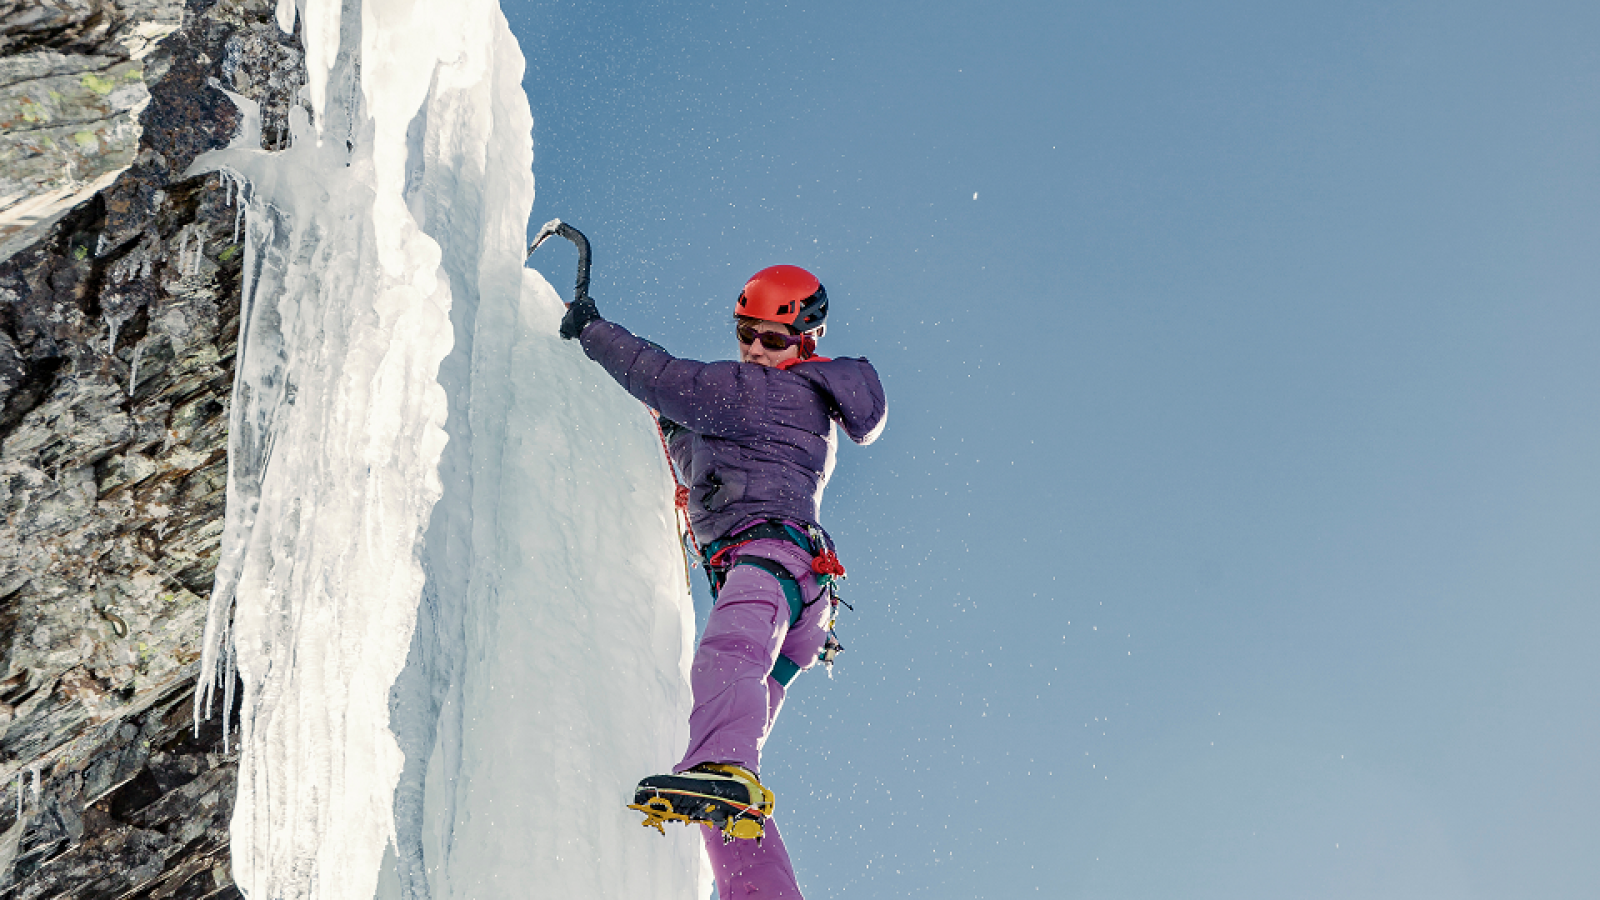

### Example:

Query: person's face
xmin=738 ymin=319 xmax=805 ymax=367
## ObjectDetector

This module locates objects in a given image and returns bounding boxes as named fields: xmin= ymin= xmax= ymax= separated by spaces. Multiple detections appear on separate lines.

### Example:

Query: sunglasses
xmin=736 ymin=323 xmax=809 ymax=352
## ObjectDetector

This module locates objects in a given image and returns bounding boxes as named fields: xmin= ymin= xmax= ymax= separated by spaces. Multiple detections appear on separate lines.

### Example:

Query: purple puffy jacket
xmin=580 ymin=320 xmax=887 ymax=545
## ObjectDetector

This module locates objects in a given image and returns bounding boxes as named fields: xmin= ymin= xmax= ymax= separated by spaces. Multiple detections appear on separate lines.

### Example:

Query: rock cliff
xmin=1 ymin=1 xmax=304 ymax=895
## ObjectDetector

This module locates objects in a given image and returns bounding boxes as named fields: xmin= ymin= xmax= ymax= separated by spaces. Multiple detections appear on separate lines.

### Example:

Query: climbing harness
xmin=700 ymin=519 xmax=851 ymax=683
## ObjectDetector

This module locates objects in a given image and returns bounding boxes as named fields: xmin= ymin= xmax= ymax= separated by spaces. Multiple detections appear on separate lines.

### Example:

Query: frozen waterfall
xmin=194 ymin=0 xmax=706 ymax=897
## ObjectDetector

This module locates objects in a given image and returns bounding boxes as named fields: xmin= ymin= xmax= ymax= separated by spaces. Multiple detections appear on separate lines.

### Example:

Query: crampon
xmin=629 ymin=763 xmax=775 ymax=843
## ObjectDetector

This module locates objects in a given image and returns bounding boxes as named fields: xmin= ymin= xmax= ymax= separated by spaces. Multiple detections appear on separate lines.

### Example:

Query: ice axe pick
xmin=527 ymin=218 xmax=592 ymax=308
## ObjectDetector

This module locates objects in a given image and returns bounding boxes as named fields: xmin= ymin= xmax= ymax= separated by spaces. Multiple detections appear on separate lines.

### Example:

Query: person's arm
xmin=579 ymin=320 xmax=765 ymax=437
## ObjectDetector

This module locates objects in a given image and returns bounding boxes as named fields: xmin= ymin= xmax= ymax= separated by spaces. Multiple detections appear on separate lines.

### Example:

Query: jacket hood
xmin=791 ymin=357 xmax=887 ymax=446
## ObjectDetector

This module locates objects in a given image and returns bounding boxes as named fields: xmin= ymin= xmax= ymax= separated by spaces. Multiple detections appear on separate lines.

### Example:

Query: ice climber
xmin=558 ymin=263 xmax=886 ymax=899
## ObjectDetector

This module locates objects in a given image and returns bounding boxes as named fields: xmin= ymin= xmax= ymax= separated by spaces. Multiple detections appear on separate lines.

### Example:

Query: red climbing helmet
xmin=735 ymin=265 xmax=829 ymax=331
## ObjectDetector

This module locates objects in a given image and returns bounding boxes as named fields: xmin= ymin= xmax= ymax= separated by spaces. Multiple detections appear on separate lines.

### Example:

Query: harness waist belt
xmin=704 ymin=520 xmax=817 ymax=563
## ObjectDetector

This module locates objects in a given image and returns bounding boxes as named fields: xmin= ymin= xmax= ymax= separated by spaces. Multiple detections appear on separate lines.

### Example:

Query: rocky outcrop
xmin=0 ymin=0 xmax=186 ymax=262
xmin=0 ymin=678 xmax=240 ymax=899
xmin=1 ymin=0 xmax=305 ymax=895
xmin=3 ymin=0 xmax=310 ymax=260
xmin=0 ymin=50 xmax=150 ymax=264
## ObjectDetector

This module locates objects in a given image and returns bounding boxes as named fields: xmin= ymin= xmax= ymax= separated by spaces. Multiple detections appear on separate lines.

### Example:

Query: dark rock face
xmin=1 ymin=0 xmax=305 ymax=895
xmin=0 ymin=679 xmax=241 ymax=900
xmin=0 ymin=1 xmax=183 ymax=58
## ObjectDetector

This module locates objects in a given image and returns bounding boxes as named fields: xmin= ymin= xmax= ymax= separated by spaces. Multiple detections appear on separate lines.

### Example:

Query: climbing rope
xmin=652 ymin=411 xmax=700 ymax=592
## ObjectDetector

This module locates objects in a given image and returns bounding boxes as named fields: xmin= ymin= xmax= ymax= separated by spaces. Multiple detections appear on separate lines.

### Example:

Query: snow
xmin=194 ymin=1 xmax=706 ymax=897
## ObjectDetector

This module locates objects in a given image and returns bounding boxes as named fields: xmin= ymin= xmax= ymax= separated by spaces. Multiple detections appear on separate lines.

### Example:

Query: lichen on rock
xmin=0 ymin=0 xmax=188 ymax=263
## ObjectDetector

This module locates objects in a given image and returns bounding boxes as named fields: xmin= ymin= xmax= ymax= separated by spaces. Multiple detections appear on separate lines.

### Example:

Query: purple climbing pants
xmin=674 ymin=538 xmax=832 ymax=900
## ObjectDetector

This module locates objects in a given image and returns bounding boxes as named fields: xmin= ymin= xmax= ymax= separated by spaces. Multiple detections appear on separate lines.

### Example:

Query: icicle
xmin=223 ymin=171 xmax=240 ymax=247
xmin=29 ymin=766 xmax=39 ymax=806
xmin=274 ymin=0 xmax=295 ymax=35
xmin=129 ymin=340 xmax=143 ymax=397
xmin=222 ymin=622 xmax=235 ymax=753
xmin=196 ymin=644 xmax=210 ymax=738
xmin=105 ymin=313 xmax=121 ymax=354
xmin=193 ymin=207 xmax=265 ymax=745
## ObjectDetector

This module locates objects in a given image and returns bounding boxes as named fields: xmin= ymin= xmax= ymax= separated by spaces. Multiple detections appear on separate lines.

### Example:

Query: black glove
xmin=560 ymin=294 xmax=602 ymax=340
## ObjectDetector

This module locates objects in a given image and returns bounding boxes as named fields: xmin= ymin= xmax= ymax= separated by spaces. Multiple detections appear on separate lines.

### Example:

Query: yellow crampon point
xmin=629 ymin=796 xmax=681 ymax=835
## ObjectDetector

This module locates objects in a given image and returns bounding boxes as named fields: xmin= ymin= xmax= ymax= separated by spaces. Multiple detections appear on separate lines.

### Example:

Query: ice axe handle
xmin=526 ymin=219 xmax=592 ymax=306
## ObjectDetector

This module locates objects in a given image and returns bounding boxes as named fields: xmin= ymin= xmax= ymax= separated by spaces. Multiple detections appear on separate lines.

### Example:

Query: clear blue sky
xmin=507 ymin=1 xmax=1600 ymax=896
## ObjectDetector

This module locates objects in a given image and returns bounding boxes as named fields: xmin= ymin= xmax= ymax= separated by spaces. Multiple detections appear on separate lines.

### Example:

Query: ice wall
xmin=195 ymin=0 xmax=705 ymax=897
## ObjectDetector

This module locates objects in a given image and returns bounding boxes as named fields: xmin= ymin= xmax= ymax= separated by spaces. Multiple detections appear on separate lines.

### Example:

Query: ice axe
xmin=527 ymin=218 xmax=591 ymax=307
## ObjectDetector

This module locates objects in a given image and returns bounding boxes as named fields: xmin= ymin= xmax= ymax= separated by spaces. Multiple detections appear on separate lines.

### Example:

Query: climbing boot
xmin=629 ymin=763 xmax=775 ymax=842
